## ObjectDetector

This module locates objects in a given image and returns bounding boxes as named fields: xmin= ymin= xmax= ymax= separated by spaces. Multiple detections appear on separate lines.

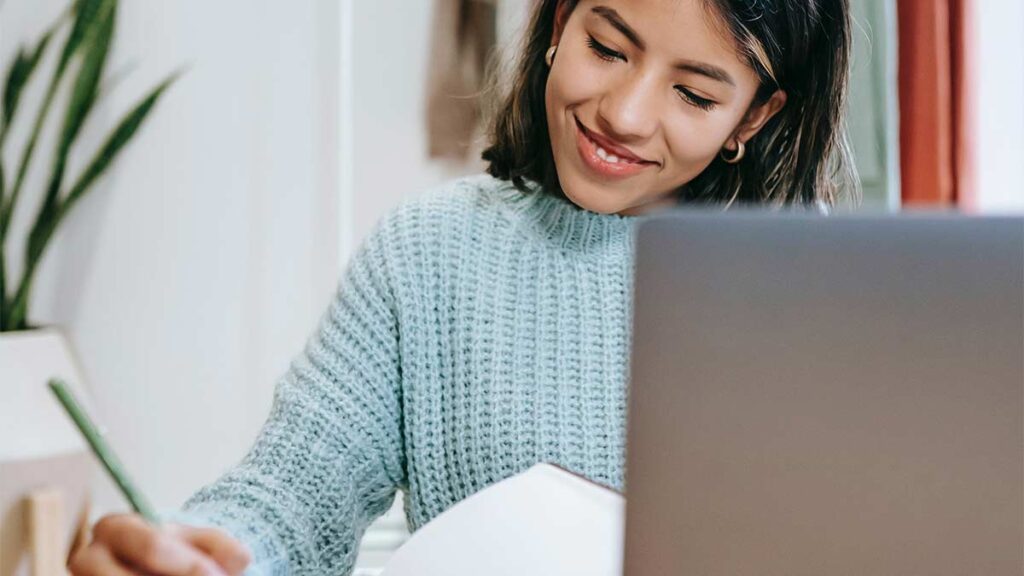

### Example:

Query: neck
xmin=616 ymin=193 xmax=678 ymax=217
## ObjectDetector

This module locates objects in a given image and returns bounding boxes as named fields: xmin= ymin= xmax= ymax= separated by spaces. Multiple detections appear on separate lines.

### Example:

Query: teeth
xmin=596 ymin=146 xmax=623 ymax=164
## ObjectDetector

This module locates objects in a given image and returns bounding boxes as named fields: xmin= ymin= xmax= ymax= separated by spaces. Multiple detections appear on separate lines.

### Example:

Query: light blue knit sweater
xmin=172 ymin=174 xmax=637 ymax=575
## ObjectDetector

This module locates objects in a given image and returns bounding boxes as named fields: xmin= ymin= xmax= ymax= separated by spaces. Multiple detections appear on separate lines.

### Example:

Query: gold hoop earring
xmin=545 ymin=45 xmax=558 ymax=67
xmin=720 ymin=140 xmax=745 ymax=164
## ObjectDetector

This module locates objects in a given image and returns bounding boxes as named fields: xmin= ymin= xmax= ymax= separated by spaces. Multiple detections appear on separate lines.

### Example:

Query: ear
xmin=727 ymin=89 xmax=787 ymax=150
xmin=550 ymin=0 xmax=576 ymax=45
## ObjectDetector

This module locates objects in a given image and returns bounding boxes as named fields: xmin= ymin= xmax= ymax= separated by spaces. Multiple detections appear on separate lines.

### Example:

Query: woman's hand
xmin=69 ymin=514 xmax=252 ymax=576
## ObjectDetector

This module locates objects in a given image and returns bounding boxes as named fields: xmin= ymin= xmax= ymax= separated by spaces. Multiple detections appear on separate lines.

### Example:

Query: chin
xmin=560 ymin=180 xmax=636 ymax=215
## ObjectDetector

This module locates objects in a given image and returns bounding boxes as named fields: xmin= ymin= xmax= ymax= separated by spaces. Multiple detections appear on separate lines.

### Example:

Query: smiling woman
xmin=68 ymin=2 xmax=858 ymax=576
xmin=484 ymin=0 xmax=857 ymax=212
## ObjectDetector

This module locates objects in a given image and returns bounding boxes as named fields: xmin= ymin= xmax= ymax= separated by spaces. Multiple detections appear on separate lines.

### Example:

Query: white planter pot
xmin=0 ymin=328 xmax=93 ymax=576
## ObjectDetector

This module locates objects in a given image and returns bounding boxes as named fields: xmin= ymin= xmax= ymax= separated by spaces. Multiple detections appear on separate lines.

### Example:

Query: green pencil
xmin=48 ymin=378 xmax=160 ymax=524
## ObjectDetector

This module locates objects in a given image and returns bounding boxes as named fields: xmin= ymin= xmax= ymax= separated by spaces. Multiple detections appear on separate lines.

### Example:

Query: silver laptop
xmin=624 ymin=212 xmax=1023 ymax=575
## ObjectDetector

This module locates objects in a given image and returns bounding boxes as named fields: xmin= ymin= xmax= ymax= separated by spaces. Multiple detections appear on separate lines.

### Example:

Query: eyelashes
xmin=584 ymin=34 xmax=718 ymax=112
xmin=586 ymin=34 xmax=625 ymax=62
xmin=675 ymin=86 xmax=716 ymax=111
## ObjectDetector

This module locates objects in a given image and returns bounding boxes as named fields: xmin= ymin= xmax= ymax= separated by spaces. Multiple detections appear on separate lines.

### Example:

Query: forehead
xmin=577 ymin=0 xmax=744 ymax=67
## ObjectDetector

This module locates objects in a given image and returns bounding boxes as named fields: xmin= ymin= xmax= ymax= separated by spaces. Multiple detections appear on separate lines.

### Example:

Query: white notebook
xmin=381 ymin=463 xmax=625 ymax=576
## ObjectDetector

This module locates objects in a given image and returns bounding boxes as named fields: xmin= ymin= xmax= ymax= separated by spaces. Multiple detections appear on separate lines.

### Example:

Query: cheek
xmin=546 ymin=43 xmax=609 ymax=112
xmin=662 ymin=114 xmax=737 ymax=173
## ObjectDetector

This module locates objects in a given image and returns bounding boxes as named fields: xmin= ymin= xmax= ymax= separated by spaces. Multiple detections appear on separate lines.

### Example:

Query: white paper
xmin=381 ymin=463 xmax=625 ymax=576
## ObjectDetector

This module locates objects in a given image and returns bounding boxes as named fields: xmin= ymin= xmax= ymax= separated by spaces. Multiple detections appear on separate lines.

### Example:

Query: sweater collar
xmin=496 ymin=178 xmax=637 ymax=255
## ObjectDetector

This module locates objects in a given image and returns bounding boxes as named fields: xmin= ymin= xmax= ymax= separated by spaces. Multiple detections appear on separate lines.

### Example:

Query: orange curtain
xmin=897 ymin=0 xmax=976 ymax=208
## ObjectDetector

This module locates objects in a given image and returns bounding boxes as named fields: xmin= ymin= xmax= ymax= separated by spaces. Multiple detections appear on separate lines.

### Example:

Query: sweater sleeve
xmin=167 ymin=222 xmax=406 ymax=576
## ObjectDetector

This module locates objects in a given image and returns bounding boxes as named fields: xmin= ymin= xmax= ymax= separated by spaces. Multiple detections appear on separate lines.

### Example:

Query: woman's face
xmin=545 ymin=0 xmax=785 ymax=215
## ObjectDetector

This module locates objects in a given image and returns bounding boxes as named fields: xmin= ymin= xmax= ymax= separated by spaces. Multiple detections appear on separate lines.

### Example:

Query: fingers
xmin=169 ymin=525 xmax=252 ymax=576
xmin=91 ymin=515 xmax=228 ymax=576
xmin=70 ymin=544 xmax=139 ymax=576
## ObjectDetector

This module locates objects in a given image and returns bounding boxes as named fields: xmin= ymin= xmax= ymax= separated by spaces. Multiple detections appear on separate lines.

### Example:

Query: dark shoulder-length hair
xmin=481 ymin=0 xmax=859 ymax=208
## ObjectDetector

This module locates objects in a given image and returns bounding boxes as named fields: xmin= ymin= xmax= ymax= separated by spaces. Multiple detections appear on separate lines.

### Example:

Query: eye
xmin=675 ymin=86 xmax=717 ymax=111
xmin=586 ymin=35 xmax=625 ymax=63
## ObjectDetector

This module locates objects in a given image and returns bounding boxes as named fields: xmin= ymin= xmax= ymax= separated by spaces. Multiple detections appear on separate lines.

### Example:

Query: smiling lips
xmin=574 ymin=116 xmax=657 ymax=179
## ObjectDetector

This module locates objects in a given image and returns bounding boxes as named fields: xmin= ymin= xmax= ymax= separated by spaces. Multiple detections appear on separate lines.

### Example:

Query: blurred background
xmin=0 ymin=0 xmax=1021 ymax=574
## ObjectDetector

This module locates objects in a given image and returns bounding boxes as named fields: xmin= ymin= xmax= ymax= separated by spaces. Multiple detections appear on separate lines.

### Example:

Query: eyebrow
xmin=590 ymin=5 xmax=737 ymax=87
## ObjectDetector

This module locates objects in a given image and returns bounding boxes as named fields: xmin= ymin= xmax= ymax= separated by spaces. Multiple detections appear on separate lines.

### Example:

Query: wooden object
xmin=0 ymin=453 xmax=91 ymax=576
xmin=66 ymin=498 xmax=90 ymax=567
xmin=26 ymin=490 xmax=65 ymax=576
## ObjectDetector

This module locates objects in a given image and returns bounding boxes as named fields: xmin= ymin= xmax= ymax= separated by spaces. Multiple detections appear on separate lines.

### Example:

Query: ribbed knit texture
xmin=170 ymin=174 xmax=637 ymax=575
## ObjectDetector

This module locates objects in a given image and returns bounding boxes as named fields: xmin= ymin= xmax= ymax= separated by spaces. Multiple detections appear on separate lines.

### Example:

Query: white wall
xmin=342 ymin=1 xmax=488 ymax=264
xmin=2 ymin=0 xmax=343 ymax=515
xmin=975 ymin=0 xmax=1024 ymax=212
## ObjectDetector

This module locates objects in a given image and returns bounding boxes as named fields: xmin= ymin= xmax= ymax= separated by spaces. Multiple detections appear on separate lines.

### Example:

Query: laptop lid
xmin=624 ymin=213 xmax=1023 ymax=575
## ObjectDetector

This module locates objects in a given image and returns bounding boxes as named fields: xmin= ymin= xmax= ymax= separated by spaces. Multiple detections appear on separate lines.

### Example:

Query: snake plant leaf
xmin=9 ymin=64 xmax=170 ymax=332
xmin=0 ymin=0 xmax=110 ymax=240
xmin=23 ymin=0 xmax=115 ymax=301
xmin=57 ymin=0 xmax=115 ymax=160
xmin=2 ymin=48 xmax=35 ymax=132
xmin=63 ymin=71 xmax=179 ymax=213
xmin=41 ymin=0 xmax=116 ymax=209
xmin=1 ymin=19 xmax=58 ymax=222
xmin=56 ymin=0 xmax=108 ymax=77
xmin=1 ymin=27 xmax=56 ymax=142
xmin=3 ymin=0 xmax=180 ymax=332
xmin=0 ymin=159 xmax=5 ymax=327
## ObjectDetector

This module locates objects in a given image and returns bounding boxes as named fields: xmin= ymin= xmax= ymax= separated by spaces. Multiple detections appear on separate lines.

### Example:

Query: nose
xmin=596 ymin=71 xmax=661 ymax=143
